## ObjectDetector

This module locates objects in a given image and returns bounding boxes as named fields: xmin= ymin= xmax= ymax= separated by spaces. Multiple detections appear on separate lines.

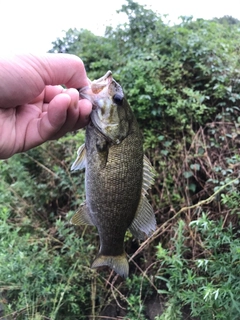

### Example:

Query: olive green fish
xmin=71 ymin=71 xmax=156 ymax=279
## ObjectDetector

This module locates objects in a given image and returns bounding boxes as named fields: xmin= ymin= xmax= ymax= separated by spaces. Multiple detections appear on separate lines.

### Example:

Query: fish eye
xmin=113 ymin=94 xmax=123 ymax=106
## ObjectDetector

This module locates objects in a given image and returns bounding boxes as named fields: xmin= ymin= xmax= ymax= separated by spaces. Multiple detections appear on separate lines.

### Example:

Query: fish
xmin=70 ymin=71 xmax=156 ymax=279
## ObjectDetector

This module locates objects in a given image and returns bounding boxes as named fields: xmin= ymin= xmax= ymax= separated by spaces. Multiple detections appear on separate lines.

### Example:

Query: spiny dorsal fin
xmin=142 ymin=155 xmax=155 ymax=195
xmin=70 ymin=203 xmax=94 ymax=226
xmin=71 ymin=143 xmax=86 ymax=171
xmin=129 ymin=156 xmax=156 ymax=240
xmin=129 ymin=195 xmax=156 ymax=240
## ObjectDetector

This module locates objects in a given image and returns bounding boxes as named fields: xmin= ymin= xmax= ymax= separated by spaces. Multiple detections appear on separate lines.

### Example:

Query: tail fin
xmin=91 ymin=253 xmax=129 ymax=279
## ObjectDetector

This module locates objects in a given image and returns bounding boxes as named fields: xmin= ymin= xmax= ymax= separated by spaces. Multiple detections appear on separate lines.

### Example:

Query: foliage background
xmin=0 ymin=1 xmax=240 ymax=319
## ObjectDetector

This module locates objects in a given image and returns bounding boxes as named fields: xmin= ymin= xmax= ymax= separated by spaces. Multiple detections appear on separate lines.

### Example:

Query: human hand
xmin=0 ymin=53 xmax=92 ymax=159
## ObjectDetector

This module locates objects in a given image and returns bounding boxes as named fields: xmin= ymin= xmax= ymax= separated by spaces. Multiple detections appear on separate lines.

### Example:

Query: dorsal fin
xmin=128 ymin=156 xmax=156 ymax=240
xmin=142 ymin=155 xmax=155 ymax=195
xmin=129 ymin=195 xmax=156 ymax=240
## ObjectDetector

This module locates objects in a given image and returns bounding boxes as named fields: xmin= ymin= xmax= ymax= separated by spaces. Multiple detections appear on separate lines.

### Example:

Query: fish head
xmin=79 ymin=71 xmax=133 ymax=143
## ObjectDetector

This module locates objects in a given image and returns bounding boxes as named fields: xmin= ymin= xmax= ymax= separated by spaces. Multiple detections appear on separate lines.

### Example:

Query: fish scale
xmin=71 ymin=71 xmax=156 ymax=278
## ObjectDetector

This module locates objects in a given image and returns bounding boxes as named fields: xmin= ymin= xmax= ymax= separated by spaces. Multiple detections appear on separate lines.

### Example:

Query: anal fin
xmin=70 ymin=203 xmax=94 ymax=226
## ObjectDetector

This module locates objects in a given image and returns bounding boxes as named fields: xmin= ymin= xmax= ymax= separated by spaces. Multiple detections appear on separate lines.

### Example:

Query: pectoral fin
xmin=71 ymin=143 xmax=86 ymax=171
xmin=129 ymin=195 xmax=156 ymax=240
xmin=70 ymin=203 xmax=94 ymax=226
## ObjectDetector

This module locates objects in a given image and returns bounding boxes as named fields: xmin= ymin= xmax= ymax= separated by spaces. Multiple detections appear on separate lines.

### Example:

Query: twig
xmin=129 ymin=175 xmax=239 ymax=263
xmin=23 ymin=153 xmax=59 ymax=179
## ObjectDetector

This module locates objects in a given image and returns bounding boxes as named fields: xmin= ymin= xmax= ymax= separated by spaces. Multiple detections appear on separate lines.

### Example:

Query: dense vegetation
xmin=0 ymin=1 xmax=239 ymax=319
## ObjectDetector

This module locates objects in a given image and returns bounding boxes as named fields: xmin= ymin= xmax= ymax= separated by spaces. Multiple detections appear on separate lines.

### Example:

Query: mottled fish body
xmin=71 ymin=71 xmax=156 ymax=278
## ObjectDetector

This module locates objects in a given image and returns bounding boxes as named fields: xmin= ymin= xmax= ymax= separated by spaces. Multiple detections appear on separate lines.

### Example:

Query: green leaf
xmin=183 ymin=171 xmax=193 ymax=178
xmin=190 ymin=164 xmax=200 ymax=171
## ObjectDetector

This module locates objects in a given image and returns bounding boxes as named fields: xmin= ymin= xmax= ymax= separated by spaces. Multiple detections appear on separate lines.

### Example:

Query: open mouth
xmin=79 ymin=86 xmax=98 ymax=110
xmin=79 ymin=71 xmax=113 ymax=110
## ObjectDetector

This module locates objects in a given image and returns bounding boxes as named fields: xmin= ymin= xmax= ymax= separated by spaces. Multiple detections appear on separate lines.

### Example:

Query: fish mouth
xmin=79 ymin=86 xmax=98 ymax=109
xmin=79 ymin=71 xmax=113 ymax=109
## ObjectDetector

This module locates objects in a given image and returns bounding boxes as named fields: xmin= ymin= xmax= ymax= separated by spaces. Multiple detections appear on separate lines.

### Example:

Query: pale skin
xmin=0 ymin=53 xmax=92 ymax=159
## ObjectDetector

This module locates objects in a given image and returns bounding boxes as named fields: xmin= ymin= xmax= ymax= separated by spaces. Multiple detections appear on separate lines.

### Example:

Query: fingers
xmin=43 ymin=86 xmax=92 ymax=132
xmin=37 ymin=89 xmax=77 ymax=141
xmin=8 ymin=86 xmax=92 ymax=154
xmin=30 ymin=53 xmax=89 ymax=88
xmin=0 ymin=53 xmax=89 ymax=108
xmin=35 ymin=89 xmax=91 ymax=143
xmin=76 ymin=99 xmax=92 ymax=128
xmin=48 ymin=90 xmax=92 ymax=140
xmin=42 ymin=85 xmax=64 ymax=103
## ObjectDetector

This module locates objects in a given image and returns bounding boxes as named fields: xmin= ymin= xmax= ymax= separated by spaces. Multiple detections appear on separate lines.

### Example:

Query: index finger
xmin=0 ymin=53 xmax=89 ymax=108
xmin=36 ymin=53 xmax=89 ymax=88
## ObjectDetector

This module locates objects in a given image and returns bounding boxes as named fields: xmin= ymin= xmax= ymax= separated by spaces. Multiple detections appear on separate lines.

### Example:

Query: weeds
xmin=0 ymin=2 xmax=240 ymax=318
xmin=0 ymin=115 xmax=239 ymax=320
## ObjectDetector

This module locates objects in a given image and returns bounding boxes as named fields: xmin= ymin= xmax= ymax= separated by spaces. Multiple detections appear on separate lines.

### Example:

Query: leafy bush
xmin=156 ymin=213 xmax=240 ymax=320
xmin=1 ymin=1 xmax=240 ymax=319
xmin=0 ymin=211 xmax=95 ymax=319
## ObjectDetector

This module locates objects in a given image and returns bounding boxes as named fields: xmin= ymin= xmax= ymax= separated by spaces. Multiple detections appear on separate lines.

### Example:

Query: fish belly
xmin=85 ymin=126 xmax=143 ymax=255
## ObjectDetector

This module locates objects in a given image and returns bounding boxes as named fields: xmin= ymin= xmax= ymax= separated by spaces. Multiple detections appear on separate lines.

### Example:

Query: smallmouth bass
xmin=71 ymin=71 xmax=156 ymax=278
